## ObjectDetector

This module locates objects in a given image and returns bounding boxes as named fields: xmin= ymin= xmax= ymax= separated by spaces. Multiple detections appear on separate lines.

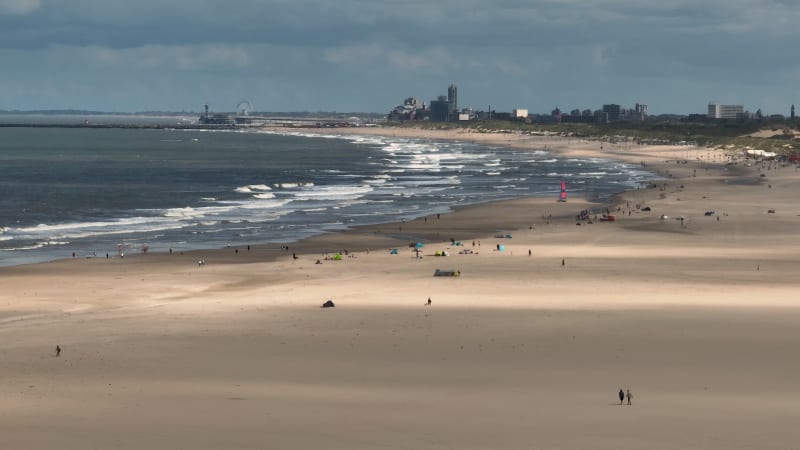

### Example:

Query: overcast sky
xmin=0 ymin=0 xmax=798 ymax=114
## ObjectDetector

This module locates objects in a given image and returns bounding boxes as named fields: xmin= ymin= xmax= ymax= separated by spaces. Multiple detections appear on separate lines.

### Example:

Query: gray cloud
xmin=0 ymin=0 xmax=797 ymax=114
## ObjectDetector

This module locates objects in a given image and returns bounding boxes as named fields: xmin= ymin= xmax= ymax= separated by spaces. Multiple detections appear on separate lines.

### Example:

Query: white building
xmin=512 ymin=109 xmax=528 ymax=118
xmin=708 ymin=102 xmax=744 ymax=119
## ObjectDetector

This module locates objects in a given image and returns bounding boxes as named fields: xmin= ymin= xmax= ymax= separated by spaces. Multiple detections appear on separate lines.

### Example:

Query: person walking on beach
xmin=618 ymin=389 xmax=624 ymax=405
xmin=561 ymin=258 xmax=566 ymax=268
xmin=426 ymin=297 xmax=432 ymax=306
xmin=56 ymin=345 xmax=61 ymax=357
xmin=626 ymin=389 xmax=633 ymax=405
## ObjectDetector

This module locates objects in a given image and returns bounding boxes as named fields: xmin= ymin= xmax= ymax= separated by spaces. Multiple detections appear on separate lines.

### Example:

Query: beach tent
xmin=333 ymin=253 xmax=343 ymax=260
xmin=390 ymin=248 xmax=398 ymax=254
xmin=498 ymin=245 xmax=505 ymax=252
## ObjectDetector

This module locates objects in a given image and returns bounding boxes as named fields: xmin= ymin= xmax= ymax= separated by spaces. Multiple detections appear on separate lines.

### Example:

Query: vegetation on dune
xmin=385 ymin=119 xmax=800 ymax=155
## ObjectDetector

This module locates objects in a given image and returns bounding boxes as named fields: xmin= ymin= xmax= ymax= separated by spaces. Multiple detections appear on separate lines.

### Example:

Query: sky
xmin=0 ymin=0 xmax=798 ymax=115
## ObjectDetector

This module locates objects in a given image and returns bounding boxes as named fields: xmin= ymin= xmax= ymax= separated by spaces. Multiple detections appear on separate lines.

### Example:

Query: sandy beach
xmin=2 ymin=127 xmax=799 ymax=449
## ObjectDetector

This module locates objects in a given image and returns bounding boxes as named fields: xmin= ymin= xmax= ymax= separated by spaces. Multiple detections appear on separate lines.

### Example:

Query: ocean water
xmin=0 ymin=125 xmax=655 ymax=266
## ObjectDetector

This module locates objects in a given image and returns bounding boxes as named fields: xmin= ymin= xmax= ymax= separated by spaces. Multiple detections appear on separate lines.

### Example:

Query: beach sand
xmin=1 ymin=127 xmax=799 ymax=449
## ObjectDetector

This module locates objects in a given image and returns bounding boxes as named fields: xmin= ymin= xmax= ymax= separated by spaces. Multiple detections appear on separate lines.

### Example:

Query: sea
xmin=0 ymin=115 xmax=657 ymax=267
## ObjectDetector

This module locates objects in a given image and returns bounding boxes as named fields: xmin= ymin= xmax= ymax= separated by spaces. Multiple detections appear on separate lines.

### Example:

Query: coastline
xmin=2 ymin=127 xmax=800 ymax=449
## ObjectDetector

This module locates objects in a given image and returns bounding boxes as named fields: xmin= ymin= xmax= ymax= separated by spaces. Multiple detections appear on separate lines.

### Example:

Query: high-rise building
xmin=602 ymin=104 xmax=621 ymax=122
xmin=447 ymin=84 xmax=458 ymax=114
xmin=792 ymin=104 xmax=796 ymax=119
xmin=634 ymin=103 xmax=648 ymax=121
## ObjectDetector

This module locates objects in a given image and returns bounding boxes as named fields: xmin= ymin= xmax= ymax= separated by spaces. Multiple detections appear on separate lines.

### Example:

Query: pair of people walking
xmin=618 ymin=388 xmax=632 ymax=405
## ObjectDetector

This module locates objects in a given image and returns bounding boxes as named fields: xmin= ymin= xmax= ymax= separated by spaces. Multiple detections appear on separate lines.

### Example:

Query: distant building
xmin=708 ymin=102 xmax=744 ymax=119
xmin=448 ymin=84 xmax=458 ymax=114
xmin=388 ymin=97 xmax=426 ymax=121
xmin=792 ymin=104 xmax=796 ymax=119
xmin=199 ymin=104 xmax=235 ymax=125
xmin=594 ymin=109 xmax=608 ymax=123
xmin=634 ymin=103 xmax=648 ymax=121
xmin=551 ymin=107 xmax=562 ymax=122
xmin=427 ymin=83 xmax=460 ymax=122
xmin=602 ymin=104 xmax=621 ymax=122
xmin=512 ymin=109 xmax=528 ymax=119
xmin=492 ymin=112 xmax=512 ymax=121
xmin=429 ymin=95 xmax=451 ymax=122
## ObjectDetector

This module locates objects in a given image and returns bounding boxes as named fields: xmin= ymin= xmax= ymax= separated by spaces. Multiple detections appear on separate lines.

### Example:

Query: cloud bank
xmin=0 ymin=0 xmax=797 ymax=114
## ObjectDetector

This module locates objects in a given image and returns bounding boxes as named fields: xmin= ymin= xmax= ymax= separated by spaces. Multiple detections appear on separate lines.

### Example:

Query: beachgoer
xmin=247 ymin=245 xmax=251 ymax=251
xmin=528 ymin=249 xmax=532 ymax=257
xmin=426 ymin=297 xmax=432 ymax=306
xmin=292 ymin=252 xmax=298 ymax=260
xmin=72 ymin=252 xmax=75 ymax=258
xmin=618 ymin=389 xmax=624 ymax=405
xmin=561 ymin=258 xmax=565 ymax=267
xmin=626 ymin=389 xmax=633 ymax=405
xmin=56 ymin=345 xmax=61 ymax=357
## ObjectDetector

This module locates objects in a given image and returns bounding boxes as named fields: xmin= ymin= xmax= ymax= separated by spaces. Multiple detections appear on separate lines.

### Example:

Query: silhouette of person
xmin=426 ymin=297 xmax=432 ymax=306
xmin=56 ymin=345 xmax=61 ymax=357
xmin=618 ymin=388 xmax=624 ymax=405
xmin=562 ymin=258 xmax=566 ymax=267
xmin=626 ymin=389 xmax=633 ymax=405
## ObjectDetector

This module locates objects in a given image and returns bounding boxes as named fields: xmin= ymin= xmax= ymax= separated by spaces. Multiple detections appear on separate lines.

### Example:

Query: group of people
xmin=618 ymin=388 xmax=633 ymax=405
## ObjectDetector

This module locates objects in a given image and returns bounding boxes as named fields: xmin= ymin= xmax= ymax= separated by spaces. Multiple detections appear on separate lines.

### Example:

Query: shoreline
xmin=0 ymin=126 xmax=657 ymax=271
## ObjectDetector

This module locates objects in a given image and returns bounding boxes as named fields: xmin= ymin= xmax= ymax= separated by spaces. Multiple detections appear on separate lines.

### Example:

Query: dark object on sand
xmin=321 ymin=300 xmax=335 ymax=308
xmin=768 ymin=209 xmax=776 ymax=214
xmin=434 ymin=269 xmax=460 ymax=277
xmin=641 ymin=206 xmax=651 ymax=211
xmin=56 ymin=345 xmax=61 ymax=357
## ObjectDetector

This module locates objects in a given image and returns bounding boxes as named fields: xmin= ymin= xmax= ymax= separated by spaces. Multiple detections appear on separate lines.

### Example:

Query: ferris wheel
xmin=236 ymin=100 xmax=254 ymax=116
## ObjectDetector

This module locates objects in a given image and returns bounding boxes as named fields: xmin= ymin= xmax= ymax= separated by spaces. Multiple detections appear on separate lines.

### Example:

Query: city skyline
xmin=0 ymin=1 xmax=798 ymax=115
